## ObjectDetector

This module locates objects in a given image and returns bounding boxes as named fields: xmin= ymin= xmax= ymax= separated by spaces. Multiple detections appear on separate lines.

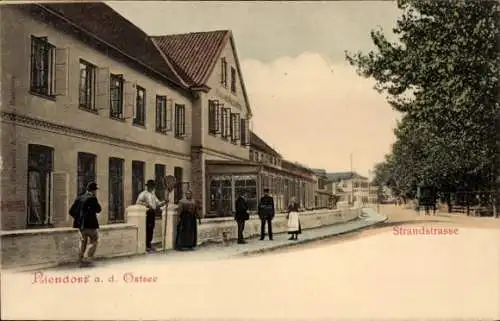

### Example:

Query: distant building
xmin=326 ymin=172 xmax=371 ymax=205
xmin=311 ymin=168 xmax=335 ymax=208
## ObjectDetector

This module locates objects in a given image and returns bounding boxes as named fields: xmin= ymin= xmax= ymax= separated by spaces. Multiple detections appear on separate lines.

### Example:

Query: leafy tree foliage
xmin=346 ymin=0 xmax=500 ymax=201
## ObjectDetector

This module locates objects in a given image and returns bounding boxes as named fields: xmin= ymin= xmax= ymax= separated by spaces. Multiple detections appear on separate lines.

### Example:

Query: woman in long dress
xmin=175 ymin=190 xmax=200 ymax=251
xmin=287 ymin=197 xmax=301 ymax=240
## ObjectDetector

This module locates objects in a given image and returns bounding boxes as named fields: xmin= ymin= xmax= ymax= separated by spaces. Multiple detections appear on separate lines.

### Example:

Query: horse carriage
xmin=416 ymin=185 xmax=438 ymax=215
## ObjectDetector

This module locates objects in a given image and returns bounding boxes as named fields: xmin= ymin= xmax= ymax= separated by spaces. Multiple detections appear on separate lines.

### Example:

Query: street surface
xmin=2 ymin=205 xmax=499 ymax=320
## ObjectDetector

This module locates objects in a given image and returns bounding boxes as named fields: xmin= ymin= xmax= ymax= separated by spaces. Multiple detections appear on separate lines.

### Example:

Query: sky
xmin=108 ymin=1 xmax=403 ymax=178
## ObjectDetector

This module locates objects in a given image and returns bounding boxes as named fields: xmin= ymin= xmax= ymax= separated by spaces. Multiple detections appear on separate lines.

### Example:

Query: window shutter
xmin=215 ymin=102 xmax=220 ymax=133
xmin=219 ymin=103 xmax=225 ymax=136
xmin=181 ymin=105 xmax=186 ymax=136
xmin=155 ymin=96 xmax=162 ymax=131
xmin=123 ymin=81 xmax=136 ymax=119
xmin=54 ymin=47 xmax=69 ymax=96
xmin=235 ymin=113 xmax=241 ymax=140
xmin=51 ymin=171 xmax=69 ymax=224
xmin=96 ymin=67 xmax=110 ymax=110
xmin=225 ymin=108 xmax=231 ymax=138
xmin=166 ymin=99 xmax=173 ymax=131
xmin=208 ymin=100 xmax=215 ymax=134
xmin=230 ymin=113 xmax=234 ymax=140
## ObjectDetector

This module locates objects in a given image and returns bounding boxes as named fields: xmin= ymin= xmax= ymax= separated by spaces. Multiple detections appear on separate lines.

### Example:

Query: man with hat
xmin=258 ymin=188 xmax=275 ymax=240
xmin=136 ymin=179 xmax=166 ymax=252
xmin=69 ymin=182 xmax=102 ymax=266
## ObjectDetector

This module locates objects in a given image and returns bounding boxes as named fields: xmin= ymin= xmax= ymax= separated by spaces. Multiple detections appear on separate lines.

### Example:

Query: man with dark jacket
xmin=258 ymin=188 xmax=275 ymax=240
xmin=69 ymin=182 xmax=102 ymax=266
xmin=234 ymin=192 xmax=249 ymax=244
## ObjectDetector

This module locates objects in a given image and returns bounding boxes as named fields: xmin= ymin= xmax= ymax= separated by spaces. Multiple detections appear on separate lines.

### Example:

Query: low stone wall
xmin=0 ymin=223 xmax=138 ymax=270
xmin=197 ymin=207 xmax=361 ymax=245
xmin=1 ymin=205 xmax=361 ymax=269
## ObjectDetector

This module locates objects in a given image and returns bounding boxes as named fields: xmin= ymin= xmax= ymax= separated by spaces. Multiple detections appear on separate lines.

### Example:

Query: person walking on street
xmin=69 ymin=182 xmax=102 ymax=267
xmin=258 ymin=188 xmax=275 ymax=240
xmin=235 ymin=192 xmax=249 ymax=244
xmin=287 ymin=197 xmax=301 ymax=240
xmin=136 ymin=180 xmax=166 ymax=253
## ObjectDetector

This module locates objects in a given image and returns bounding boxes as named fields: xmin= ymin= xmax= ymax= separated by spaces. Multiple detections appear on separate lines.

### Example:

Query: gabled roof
xmin=151 ymin=30 xmax=253 ymax=116
xmin=250 ymin=131 xmax=281 ymax=157
xmin=29 ymin=3 xmax=190 ymax=93
xmin=152 ymin=31 xmax=228 ymax=86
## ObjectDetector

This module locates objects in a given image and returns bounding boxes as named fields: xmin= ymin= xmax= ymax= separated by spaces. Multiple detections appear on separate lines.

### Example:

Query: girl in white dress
xmin=287 ymin=197 xmax=301 ymax=240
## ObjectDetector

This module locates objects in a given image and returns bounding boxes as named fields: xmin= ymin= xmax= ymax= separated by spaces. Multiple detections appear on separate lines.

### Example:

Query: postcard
xmin=1 ymin=1 xmax=499 ymax=320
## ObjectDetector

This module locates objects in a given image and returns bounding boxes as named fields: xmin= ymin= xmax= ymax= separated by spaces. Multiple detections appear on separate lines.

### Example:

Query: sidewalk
xmin=20 ymin=208 xmax=388 ymax=272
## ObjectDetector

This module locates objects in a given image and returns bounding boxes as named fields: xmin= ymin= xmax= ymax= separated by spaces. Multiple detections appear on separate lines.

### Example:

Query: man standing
xmin=258 ymin=188 xmax=275 ymax=240
xmin=136 ymin=180 xmax=166 ymax=252
xmin=234 ymin=192 xmax=249 ymax=244
xmin=69 ymin=182 xmax=102 ymax=266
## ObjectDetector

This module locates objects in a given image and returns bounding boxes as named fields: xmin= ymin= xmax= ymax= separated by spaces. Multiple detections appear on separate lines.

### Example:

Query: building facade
xmin=0 ymin=3 xmax=194 ymax=230
xmin=1 ymin=2 xmax=347 ymax=233
xmin=204 ymin=132 xmax=317 ymax=217
xmin=327 ymin=172 xmax=370 ymax=204
xmin=311 ymin=168 xmax=335 ymax=208
xmin=152 ymin=31 xmax=252 ymax=217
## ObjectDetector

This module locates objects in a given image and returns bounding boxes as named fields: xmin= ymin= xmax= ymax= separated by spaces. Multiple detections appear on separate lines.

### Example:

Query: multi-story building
xmin=151 ymin=31 xmax=252 ymax=216
xmin=0 ymin=3 xmax=195 ymax=231
xmin=0 ymin=2 xmax=340 ymax=235
xmin=327 ymin=171 xmax=370 ymax=204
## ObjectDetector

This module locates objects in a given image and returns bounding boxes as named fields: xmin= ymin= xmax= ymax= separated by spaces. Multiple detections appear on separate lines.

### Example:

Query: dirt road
xmin=270 ymin=204 xmax=500 ymax=254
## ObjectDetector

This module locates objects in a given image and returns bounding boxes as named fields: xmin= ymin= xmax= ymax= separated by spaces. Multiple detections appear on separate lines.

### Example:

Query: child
xmin=287 ymin=197 xmax=301 ymax=240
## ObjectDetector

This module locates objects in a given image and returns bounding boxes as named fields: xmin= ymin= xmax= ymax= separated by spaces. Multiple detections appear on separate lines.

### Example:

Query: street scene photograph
xmin=0 ymin=0 xmax=499 ymax=320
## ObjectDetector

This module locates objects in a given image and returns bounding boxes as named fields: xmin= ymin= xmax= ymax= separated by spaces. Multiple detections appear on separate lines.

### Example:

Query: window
xmin=132 ymin=161 xmax=145 ymax=204
xmin=230 ymin=67 xmax=237 ymax=93
xmin=155 ymin=164 xmax=166 ymax=200
xmin=110 ymin=74 xmax=124 ymax=119
xmin=30 ymin=36 xmax=56 ymax=97
xmin=230 ymin=112 xmax=241 ymax=142
xmin=221 ymin=58 xmax=227 ymax=87
xmin=174 ymin=166 xmax=183 ymax=204
xmin=174 ymin=104 xmax=186 ymax=138
xmin=235 ymin=176 xmax=257 ymax=211
xmin=133 ymin=86 xmax=146 ymax=126
xmin=27 ymin=144 xmax=54 ymax=226
xmin=79 ymin=60 xmax=96 ymax=110
xmin=250 ymin=150 xmax=254 ymax=161
xmin=77 ymin=152 xmax=96 ymax=196
xmin=240 ymin=118 xmax=250 ymax=146
xmin=221 ymin=108 xmax=231 ymax=139
xmin=208 ymin=176 xmax=232 ymax=217
xmin=108 ymin=157 xmax=124 ymax=222
xmin=155 ymin=95 xmax=172 ymax=134
xmin=208 ymin=100 xmax=220 ymax=134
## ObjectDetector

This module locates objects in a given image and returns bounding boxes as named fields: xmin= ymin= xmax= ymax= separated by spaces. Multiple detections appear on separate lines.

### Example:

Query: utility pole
xmin=350 ymin=153 xmax=354 ymax=205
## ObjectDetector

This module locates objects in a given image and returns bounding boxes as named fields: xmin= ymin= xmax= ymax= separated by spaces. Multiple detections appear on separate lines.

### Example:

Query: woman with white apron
xmin=287 ymin=197 xmax=301 ymax=240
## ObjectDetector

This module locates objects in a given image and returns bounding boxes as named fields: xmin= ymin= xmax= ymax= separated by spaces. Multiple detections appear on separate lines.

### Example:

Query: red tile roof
xmin=28 ymin=3 xmax=190 ymax=91
xmin=152 ymin=31 xmax=230 ymax=86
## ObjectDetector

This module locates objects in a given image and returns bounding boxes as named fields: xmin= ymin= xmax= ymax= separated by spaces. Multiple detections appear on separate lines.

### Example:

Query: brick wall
xmin=1 ymin=224 xmax=138 ymax=269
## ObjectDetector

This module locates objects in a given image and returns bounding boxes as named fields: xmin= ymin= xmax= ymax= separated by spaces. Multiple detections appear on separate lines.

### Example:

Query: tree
xmin=347 ymin=0 xmax=500 ymax=211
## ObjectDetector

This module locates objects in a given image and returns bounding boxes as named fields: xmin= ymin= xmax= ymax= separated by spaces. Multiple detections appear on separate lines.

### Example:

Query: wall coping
xmin=0 ymin=223 xmax=136 ymax=237
xmin=201 ymin=207 xmax=358 ymax=224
